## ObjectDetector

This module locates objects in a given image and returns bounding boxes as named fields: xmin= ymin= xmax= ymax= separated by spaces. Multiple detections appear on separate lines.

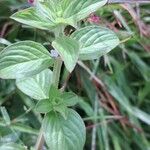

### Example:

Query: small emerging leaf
xmin=54 ymin=104 xmax=69 ymax=119
xmin=49 ymin=85 xmax=61 ymax=100
xmin=35 ymin=99 xmax=53 ymax=113
xmin=52 ymin=36 xmax=79 ymax=72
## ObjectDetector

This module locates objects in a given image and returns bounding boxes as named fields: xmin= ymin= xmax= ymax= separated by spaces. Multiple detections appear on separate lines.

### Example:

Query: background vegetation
xmin=0 ymin=0 xmax=150 ymax=149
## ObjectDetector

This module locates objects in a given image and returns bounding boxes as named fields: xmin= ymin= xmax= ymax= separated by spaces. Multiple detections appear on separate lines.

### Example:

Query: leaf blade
xmin=62 ymin=92 xmax=79 ymax=106
xmin=11 ymin=7 xmax=56 ymax=30
xmin=71 ymin=26 xmax=120 ymax=60
xmin=52 ymin=36 xmax=79 ymax=72
xmin=16 ymin=69 xmax=53 ymax=100
xmin=42 ymin=109 xmax=86 ymax=150
xmin=0 ymin=41 xmax=53 ymax=79
xmin=63 ymin=0 xmax=107 ymax=25
xmin=35 ymin=99 xmax=52 ymax=113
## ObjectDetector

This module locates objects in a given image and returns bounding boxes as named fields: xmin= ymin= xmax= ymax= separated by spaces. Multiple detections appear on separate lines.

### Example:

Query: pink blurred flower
xmin=88 ymin=14 xmax=100 ymax=24
xmin=28 ymin=0 xmax=35 ymax=5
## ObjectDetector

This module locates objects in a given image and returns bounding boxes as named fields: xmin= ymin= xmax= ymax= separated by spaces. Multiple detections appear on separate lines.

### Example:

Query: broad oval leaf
xmin=42 ymin=109 xmax=86 ymax=150
xmin=52 ymin=36 xmax=79 ymax=72
xmin=11 ymin=7 xmax=56 ymax=30
xmin=16 ymin=69 xmax=53 ymax=100
xmin=71 ymin=26 xmax=120 ymax=60
xmin=0 ymin=41 xmax=53 ymax=79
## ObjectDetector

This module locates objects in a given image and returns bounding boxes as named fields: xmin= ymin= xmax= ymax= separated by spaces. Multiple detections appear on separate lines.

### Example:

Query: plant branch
xmin=35 ymin=58 xmax=62 ymax=150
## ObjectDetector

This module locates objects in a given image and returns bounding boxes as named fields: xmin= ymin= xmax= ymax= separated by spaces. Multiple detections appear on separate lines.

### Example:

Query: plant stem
xmin=35 ymin=58 xmax=62 ymax=150
xmin=52 ymin=57 xmax=63 ymax=88
xmin=35 ymin=128 xmax=45 ymax=150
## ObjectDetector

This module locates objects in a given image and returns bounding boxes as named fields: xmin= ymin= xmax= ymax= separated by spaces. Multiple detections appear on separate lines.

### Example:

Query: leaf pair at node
xmin=52 ymin=26 xmax=120 ymax=72
xmin=35 ymin=85 xmax=78 ymax=119
xmin=11 ymin=0 xmax=107 ymax=30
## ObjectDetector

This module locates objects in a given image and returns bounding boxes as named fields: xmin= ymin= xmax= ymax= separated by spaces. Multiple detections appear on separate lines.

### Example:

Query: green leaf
xmin=11 ymin=7 xmax=56 ymax=30
xmin=52 ymin=36 xmax=79 ymax=72
xmin=0 ymin=41 xmax=53 ymax=79
xmin=0 ymin=38 xmax=11 ymax=46
xmin=11 ymin=1 xmax=107 ymax=29
xmin=52 ymin=97 xmax=63 ymax=106
xmin=35 ymin=99 xmax=53 ymax=113
xmin=16 ymin=69 xmax=53 ymax=100
xmin=71 ymin=26 xmax=120 ymax=60
xmin=35 ymin=0 xmax=107 ymax=27
xmin=62 ymin=0 xmax=107 ymax=25
xmin=132 ymin=107 xmax=150 ymax=125
xmin=0 ymin=143 xmax=26 ymax=150
xmin=62 ymin=92 xmax=79 ymax=106
xmin=49 ymin=85 xmax=62 ymax=100
xmin=42 ymin=109 xmax=86 ymax=150
xmin=54 ymin=104 xmax=69 ymax=119
xmin=36 ymin=0 xmax=58 ymax=21
xmin=0 ymin=107 xmax=11 ymax=125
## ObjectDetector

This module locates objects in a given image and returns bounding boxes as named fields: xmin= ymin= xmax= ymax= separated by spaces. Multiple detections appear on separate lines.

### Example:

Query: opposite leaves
xmin=52 ymin=26 xmax=119 ymax=71
xmin=11 ymin=0 xmax=107 ymax=30
xmin=0 ymin=41 xmax=53 ymax=79
xmin=35 ymin=85 xmax=79 ymax=118
xmin=42 ymin=109 xmax=86 ymax=150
